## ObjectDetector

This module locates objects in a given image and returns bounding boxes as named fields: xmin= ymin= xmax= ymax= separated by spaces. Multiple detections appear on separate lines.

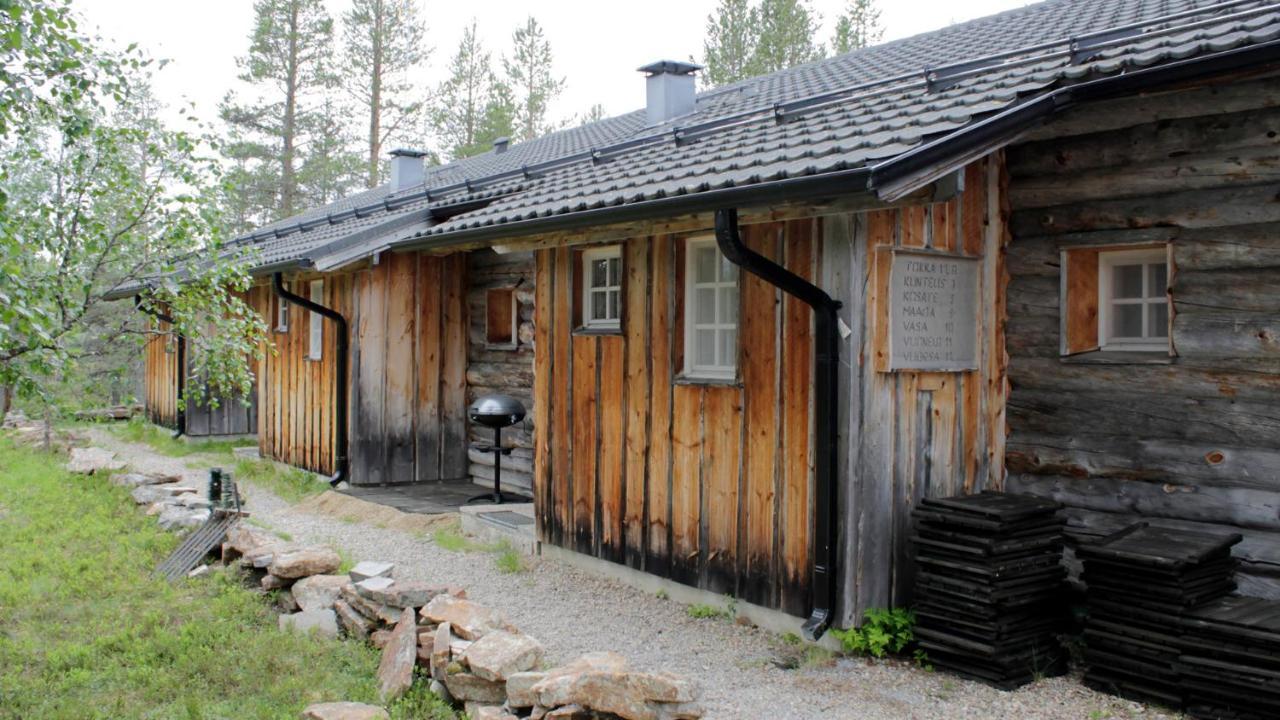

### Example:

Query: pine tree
xmin=832 ymin=0 xmax=884 ymax=55
xmin=579 ymin=103 xmax=607 ymax=125
xmin=502 ymin=16 xmax=565 ymax=142
xmin=298 ymin=96 xmax=365 ymax=205
xmin=341 ymin=0 xmax=429 ymax=188
xmin=752 ymin=0 xmax=823 ymax=74
xmin=702 ymin=0 xmax=760 ymax=87
xmin=431 ymin=21 xmax=502 ymax=160
xmin=220 ymin=0 xmax=339 ymax=220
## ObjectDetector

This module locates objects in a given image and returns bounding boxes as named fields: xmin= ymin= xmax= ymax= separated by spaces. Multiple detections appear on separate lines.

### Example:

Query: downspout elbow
xmin=272 ymin=273 xmax=350 ymax=487
xmin=714 ymin=209 xmax=841 ymax=641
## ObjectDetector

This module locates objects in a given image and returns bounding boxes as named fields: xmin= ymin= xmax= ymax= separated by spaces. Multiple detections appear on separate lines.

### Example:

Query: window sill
xmin=274 ymin=327 xmax=289 ymax=334
xmin=305 ymin=355 xmax=323 ymax=363
xmin=1061 ymin=350 xmax=1175 ymax=365
xmin=485 ymin=342 xmax=519 ymax=351
xmin=573 ymin=327 xmax=623 ymax=337
xmin=674 ymin=374 xmax=742 ymax=388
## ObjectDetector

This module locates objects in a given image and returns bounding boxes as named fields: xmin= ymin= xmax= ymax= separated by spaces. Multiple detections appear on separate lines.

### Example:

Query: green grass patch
xmin=431 ymin=520 xmax=496 ymax=553
xmin=110 ymin=417 xmax=254 ymax=459
xmin=0 ymin=439 xmax=455 ymax=720
xmin=686 ymin=603 xmax=733 ymax=621
xmin=493 ymin=541 xmax=525 ymax=574
xmin=232 ymin=457 xmax=327 ymax=503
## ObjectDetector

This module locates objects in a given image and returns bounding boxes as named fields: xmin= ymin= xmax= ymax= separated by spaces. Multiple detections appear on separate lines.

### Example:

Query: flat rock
xmin=261 ymin=573 xmax=291 ymax=591
xmin=293 ymin=574 xmax=349 ymax=612
xmin=225 ymin=525 xmax=274 ymax=556
xmin=430 ymin=622 xmax=453 ymax=682
xmin=420 ymin=595 xmax=515 ymax=640
xmin=466 ymin=703 xmax=516 ymax=720
xmin=177 ymin=494 xmax=212 ymax=509
xmin=349 ymin=560 xmax=394 ymax=582
xmin=268 ymin=547 xmax=341 ymax=579
xmin=334 ymin=599 xmax=373 ymax=640
xmin=157 ymin=505 xmax=210 ymax=530
xmin=67 ymin=447 xmax=125 ymax=475
xmin=443 ymin=669 xmax=505 ymax=704
xmin=357 ymin=578 xmax=451 ymax=609
xmin=244 ymin=543 xmax=294 ymax=569
xmin=370 ymin=629 xmax=393 ymax=649
xmin=130 ymin=483 xmax=195 ymax=505
xmin=111 ymin=472 xmax=177 ymax=487
xmin=300 ymin=701 xmax=389 ymax=720
xmin=509 ymin=653 xmax=629 ymax=709
xmin=279 ymin=610 xmax=339 ymax=639
xmin=376 ymin=608 xmax=417 ymax=702
xmin=463 ymin=630 xmax=543 ymax=682
xmin=531 ymin=669 xmax=701 ymax=720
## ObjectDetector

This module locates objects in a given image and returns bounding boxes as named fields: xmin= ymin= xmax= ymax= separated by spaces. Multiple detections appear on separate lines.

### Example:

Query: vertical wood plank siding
xmin=534 ymin=220 xmax=820 ymax=615
xmin=247 ymin=251 xmax=468 ymax=481
xmin=1003 ymin=78 xmax=1280 ymax=598
xmin=143 ymin=305 xmax=257 ymax=437
xmin=833 ymin=157 xmax=1010 ymax=623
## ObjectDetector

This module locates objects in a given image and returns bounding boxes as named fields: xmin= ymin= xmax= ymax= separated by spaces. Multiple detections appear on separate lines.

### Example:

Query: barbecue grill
xmin=467 ymin=394 xmax=527 ymax=505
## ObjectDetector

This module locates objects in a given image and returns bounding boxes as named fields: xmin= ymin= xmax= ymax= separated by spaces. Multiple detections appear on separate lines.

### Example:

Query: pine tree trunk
xmin=367 ymin=7 xmax=383 ymax=188
xmin=281 ymin=1 xmax=301 ymax=217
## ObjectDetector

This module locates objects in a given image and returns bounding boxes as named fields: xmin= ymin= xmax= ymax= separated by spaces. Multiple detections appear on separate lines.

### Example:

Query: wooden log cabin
xmin=119 ymin=0 xmax=1280 ymax=638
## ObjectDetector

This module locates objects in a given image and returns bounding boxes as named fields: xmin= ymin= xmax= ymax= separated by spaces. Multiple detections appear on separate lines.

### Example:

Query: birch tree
xmin=341 ymin=0 xmax=429 ymax=188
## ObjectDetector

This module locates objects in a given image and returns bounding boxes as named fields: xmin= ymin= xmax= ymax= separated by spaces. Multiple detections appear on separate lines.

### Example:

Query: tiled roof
xmin=226 ymin=0 xmax=1280 ymax=272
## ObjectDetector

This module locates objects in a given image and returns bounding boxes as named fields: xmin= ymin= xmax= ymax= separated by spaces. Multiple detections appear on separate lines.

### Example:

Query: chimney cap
xmin=638 ymin=60 xmax=703 ymax=77
xmin=492 ymin=137 xmax=510 ymax=154
xmin=389 ymin=148 xmax=428 ymax=158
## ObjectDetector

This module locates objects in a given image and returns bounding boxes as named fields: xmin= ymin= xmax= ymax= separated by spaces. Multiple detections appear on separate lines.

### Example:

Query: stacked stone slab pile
xmin=115 ymin=471 xmax=210 ymax=529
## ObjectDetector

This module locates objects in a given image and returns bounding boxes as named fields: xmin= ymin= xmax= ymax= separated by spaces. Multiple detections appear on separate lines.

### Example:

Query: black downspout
xmin=714 ymin=208 xmax=841 ymax=641
xmin=272 ymin=273 xmax=350 ymax=487
xmin=134 ymin=295 xmax=186 ymax=439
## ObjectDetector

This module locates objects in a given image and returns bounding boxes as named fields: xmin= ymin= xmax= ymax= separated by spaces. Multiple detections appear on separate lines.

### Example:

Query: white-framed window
xmin=276 ymin=290 xmax=289 ymax=332
xmin=308 ymin=279 xmax=324 ymax=360
xmin=581 ymin=245 xmax=622 ymax=330
xmin=684 ymin=237 xmax=738 ymax=380
xmin=1099 ymin=247 xmax=1169 ymax=351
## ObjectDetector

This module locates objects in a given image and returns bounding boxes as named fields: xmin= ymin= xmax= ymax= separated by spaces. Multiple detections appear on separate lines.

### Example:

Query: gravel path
xmin=90 ymin=430 xmax=1181 ymax=720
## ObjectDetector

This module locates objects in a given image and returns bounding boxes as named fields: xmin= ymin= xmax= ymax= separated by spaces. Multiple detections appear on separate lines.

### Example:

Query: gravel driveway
xmin=90 ymin=429 xmax=1180 ymax=720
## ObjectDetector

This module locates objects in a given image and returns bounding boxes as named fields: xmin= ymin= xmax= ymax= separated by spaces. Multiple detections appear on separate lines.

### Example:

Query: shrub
xmin=830 ymin=607 xmax=916 ymax=659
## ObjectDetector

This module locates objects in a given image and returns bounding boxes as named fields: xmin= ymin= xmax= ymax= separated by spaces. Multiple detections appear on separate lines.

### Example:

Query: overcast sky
xmin=75 ymin=0 xmax=1032 ymax=130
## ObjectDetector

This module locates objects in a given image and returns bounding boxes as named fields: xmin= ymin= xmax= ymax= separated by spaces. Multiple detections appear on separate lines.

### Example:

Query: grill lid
xmin=468 ymin=394 xmax=527 ymax=428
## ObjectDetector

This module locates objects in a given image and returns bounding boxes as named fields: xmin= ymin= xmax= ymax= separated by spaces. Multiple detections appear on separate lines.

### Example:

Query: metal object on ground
xmin=467 ymin=394 xmax=527 ymax=505
xmin=208 ymin=467 xmax=223 ymax=505
xmin=154 ymin=512 xmax=240 ymax=581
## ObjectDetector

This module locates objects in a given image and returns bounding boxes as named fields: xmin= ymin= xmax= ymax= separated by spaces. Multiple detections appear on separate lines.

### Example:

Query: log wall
xmin=466 ymin=250 xmax=536 ymax=493
xmin=1003 ymin=75 xmax=1280 ymax=597
xmin=830 ymin=157 xmax=1010 ymax=624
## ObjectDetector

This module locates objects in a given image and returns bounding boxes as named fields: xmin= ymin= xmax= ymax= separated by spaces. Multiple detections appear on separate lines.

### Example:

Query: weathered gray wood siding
xmin=1004 ymin=75 xmax=1280 ymax=597
xmin=467 ymin=249 xmax=536 ymax=493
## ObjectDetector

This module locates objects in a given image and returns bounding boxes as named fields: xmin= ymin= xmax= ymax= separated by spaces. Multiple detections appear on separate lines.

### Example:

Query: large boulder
xmin=420 ymin=595 xmax=515 ymax=640
xmin=463 ymin=630 xmax=543 ymax=682
xmin=279 ymin=610 xmax=339 ymax=639
xmin=531 ymin=670 xmax=701 ymax=720
xmin=376 ymin=608 xmax=418 ymax=702
xmin=293 ymin=574 xmax=349 ymax=612
xmin=268 ymin=547 xmax=341 ymax=579
xmin=507 ymin=653 xmax=628 ymax=709
xmin=300 ymin=702 xmax=389 ymax=720
xmin=66 ymin=447 xmax=125 ymax=475
xmin=157 ymin=505 xmax=210 ymax=531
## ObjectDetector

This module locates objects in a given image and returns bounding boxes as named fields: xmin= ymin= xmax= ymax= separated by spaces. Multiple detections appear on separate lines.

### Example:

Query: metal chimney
xmin=493 ymin=136 xmax=510 ymax=154
xmin=638 ymin=60 xmax=702 ymax=125
xmin=389 ymin=148 xmax=427 ymax=192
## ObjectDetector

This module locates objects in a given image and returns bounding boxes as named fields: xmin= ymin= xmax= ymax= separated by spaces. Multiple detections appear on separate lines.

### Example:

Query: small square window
xmin=276 ymin=288 xmax=289 ymax=333
xmin=1099 ymin=247 xmax=1170 ymax=352
xmin=486 ymin=287 xmax=517 ymax=347
xmin=684 ymin=237 xmax=738 ymax=380
xmin=581 ymin=246 xmax=622 ymax=330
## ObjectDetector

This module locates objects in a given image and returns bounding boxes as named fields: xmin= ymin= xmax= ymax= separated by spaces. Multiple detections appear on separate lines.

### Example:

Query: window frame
xmin=307 ymin=279 xmax=324 ymax=361
xmin=1098 ymin=247 xmax=1170 ymax=353
xmin=275 ymin=288 xmax=289 ymax=333
xmin=580 ymin=245 xmax=623 ymax=331
xmin=682 ymin=236 xmax=739 ymax=381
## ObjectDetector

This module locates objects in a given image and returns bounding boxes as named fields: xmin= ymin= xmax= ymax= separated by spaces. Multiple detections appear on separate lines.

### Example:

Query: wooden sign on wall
xmin=888 ymin=250 xmax=979 ymax=371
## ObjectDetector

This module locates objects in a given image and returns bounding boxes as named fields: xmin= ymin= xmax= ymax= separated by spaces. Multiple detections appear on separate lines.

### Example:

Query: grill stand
xmin=467 ymin=425 xmax=513 ymax=505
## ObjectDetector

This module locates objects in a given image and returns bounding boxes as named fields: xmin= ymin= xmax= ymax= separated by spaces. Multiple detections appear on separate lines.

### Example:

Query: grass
xmin=431 ymin=520 xmax=526 ymax=574
xmin=0 ymin=439 xmax=455 ymax=720
xmin=111 ymin=417 xmax=255 ymax=459
xmin=493 ymin=541 xmax=525 ymax=574
xmin=232 ymin=457 xmax=327 ymax=503
xmin=686 ymin=603 xmax=733 ymax=621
